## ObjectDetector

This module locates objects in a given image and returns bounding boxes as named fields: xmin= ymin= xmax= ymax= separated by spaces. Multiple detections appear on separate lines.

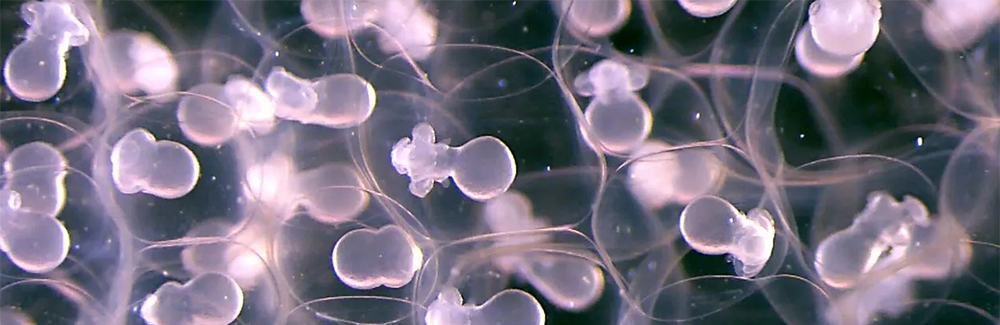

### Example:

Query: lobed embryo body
xmin=813 ymin=191 xmax=936 ymax=289
xmin=813 ymin=192 xmax=926 ymax=288
xmin=823 ymin=209 xmax=972 ymax=325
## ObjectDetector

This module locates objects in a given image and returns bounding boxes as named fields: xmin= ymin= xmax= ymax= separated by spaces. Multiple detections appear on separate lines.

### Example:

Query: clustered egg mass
xmin=0 ymin=0 xmax=997 ymax=325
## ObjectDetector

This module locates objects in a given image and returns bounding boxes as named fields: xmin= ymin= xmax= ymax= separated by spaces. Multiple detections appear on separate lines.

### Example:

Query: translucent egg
xmin=391 ymin=122 xmax=516 ymax=201
xmin=331 ymin=225 xmax=424 ymax=290
xmin=140 ymin=272 xmax=245 ymax=325
xmin=3 ymin=1 xmax=90 ymax=102
xmin=679 ymin=196 xmax=775 ymax=277
xmin=677 ymin=0 xmax=738 ymax=18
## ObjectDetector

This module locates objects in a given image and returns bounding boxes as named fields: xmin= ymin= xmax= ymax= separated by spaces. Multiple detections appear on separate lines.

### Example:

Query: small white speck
xmin=916 ymin=137 xmax=923 ymax=147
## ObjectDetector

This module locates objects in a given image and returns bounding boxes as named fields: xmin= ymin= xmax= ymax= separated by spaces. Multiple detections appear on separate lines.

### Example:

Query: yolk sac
xmin=297 ymin=163 xmax=370 ymax=224
xmin=3 ymin=0 xmax=91 ymax=102
xmin=299 ymin=0 xmax=380 ymax=38
xmin=391 ymin=123 xmax=516 ymax=202
xmin=921 ymin=0 xmax=1000 ymax=51
xmin=94 ymin=30 xmax=178 ymax=96
xmin=808 ymin=0 xmax=882 ymax=57
xmin=177 ymin=76 xmax=279 ymax=146
xmin=482 ymin=191 xmax=605 ymax=311
xmin=555 ymin=0 xmax=632 ymax=38
xmin=0 ymin=306 xmax=34 ymax=325
xmin=813 ymin=191 xmax=932 ymax=289
xmin=331 ymin=225 xmax=424 ymax=290
xmin=140 ymin=272 xmax=245 ymax=325
xmin=626 ymin=139 xmax=724 ymax=210
xmin=679 ymin=196 xmax=775 ymax=278
xmin=794 ymin=21 xmax=865 ymax=78
xmin=0 ymin=190 xmax=71 ymax=274
xmin=264 ymin=67 xmax=377 ymax=129
xmin=573 ymin=59 xmax=652 ymax=154
xmin=676 ymin=0 xmax=738 ymax=18
xmin=425 ymin=287 xmax=545 ymax=325
xmin=110 ymin=128 xmax=201 ymax=200
xmin=2 ymin=142 xmax=68 ymax=217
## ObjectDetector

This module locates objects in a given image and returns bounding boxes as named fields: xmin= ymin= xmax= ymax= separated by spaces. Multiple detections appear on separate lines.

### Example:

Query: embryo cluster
xmin=1 ymin=0 xmax=998 ymax=325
